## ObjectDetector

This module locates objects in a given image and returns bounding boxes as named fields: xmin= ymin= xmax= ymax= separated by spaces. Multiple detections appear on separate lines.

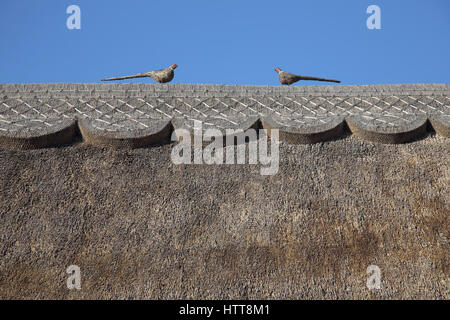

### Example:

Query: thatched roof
xmin=1 ymin=84 xmax=448 ymax=148
xmin=0 ymin=84 xmax=448 ymax=299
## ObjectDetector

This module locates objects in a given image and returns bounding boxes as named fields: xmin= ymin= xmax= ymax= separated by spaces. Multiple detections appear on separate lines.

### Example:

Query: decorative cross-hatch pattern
xmin=0 ymin=84 xmax=448 ymax=148
xmin=0 ymin=95 xmax=448 ymax=120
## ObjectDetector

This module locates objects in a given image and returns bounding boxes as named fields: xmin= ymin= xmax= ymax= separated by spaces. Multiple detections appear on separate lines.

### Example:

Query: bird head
xmin=171 ymin=64 xmax=178 ymax=69
xmin=275 ymin=67 xmax=281 ymax=73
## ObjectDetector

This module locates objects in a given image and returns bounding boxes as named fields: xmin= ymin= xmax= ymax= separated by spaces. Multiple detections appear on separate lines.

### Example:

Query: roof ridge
xmin=1 ymin=83 xmax=449 ymax=98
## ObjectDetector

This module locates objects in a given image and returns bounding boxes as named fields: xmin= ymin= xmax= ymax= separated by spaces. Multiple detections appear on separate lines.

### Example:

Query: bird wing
xmin=148 ymin=69 xmax=174 ymax=83
xmin=101 ymin=73 xmax=149 ymax=81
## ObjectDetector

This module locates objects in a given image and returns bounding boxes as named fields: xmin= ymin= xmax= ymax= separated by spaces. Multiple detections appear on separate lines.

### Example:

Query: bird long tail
xmin=100 ymin=73 xmax=148 ymax=81
xmin=299 ymin=76 xmax=340 ymax=83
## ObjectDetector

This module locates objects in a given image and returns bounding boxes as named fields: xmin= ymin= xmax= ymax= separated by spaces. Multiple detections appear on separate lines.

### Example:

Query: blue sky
xmin=1 ymin=0 xmax=449 ymax=85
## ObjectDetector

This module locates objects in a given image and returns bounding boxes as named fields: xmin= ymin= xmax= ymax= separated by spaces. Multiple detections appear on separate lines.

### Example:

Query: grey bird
xmin=101 ymin=64 xmax=178 ymax=83
xmin=275 ymin=67 xmax=340 ymax=85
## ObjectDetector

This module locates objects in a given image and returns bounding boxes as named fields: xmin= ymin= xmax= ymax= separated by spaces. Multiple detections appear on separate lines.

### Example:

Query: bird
xmin=101 ymin=64 xmax=178 ymax=83
xmin=275 ymin=67 xmax=340 ymax=85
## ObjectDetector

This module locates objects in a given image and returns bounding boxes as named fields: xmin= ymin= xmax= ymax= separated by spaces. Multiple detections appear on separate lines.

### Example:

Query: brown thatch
xmin=0 ymin=134 xmax=448 ymax=299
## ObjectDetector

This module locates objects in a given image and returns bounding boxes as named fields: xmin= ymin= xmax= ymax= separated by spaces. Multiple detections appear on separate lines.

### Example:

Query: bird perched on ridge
xmin=275 ymin=67 xmax=340 ymax=85
xmin=101 ymin=64 xmax=178 ymax=83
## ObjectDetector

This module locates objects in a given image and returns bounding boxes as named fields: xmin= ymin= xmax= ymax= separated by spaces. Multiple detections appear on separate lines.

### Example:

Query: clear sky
xmin=1 ymin=0 xmax=449 ymax=85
